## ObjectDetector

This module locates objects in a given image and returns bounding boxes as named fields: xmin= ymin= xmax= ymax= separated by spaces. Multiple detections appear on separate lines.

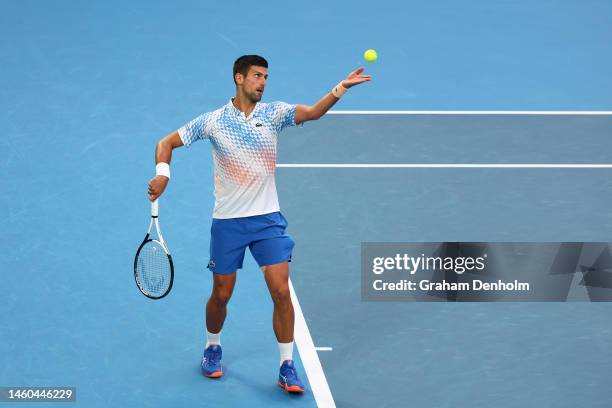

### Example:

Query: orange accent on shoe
xmin=206 ymin=371 xmax=223 ymax=378
xmin=277 ymin=381 xmax=304 ymax=393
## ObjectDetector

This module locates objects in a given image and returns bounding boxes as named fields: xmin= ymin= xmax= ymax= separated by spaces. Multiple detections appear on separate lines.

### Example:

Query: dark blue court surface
xmin=2 ymin=0 xmax=612 ymax=407
xmin=279 ymin=114 xmax=612 ymax=407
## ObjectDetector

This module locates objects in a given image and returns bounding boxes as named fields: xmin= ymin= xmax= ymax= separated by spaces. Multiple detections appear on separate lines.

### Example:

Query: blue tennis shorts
xmin=207 ymin=211 xmax=295 ymax=275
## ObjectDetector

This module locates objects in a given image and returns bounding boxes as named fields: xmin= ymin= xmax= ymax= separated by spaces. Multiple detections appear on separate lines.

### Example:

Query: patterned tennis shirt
xmin=178 ymin=99 xmax=297 ymax=219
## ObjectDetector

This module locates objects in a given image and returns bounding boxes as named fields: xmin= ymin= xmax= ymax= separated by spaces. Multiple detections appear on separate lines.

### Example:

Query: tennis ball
xmin=364 ymin=49 xmax=377 ymax=62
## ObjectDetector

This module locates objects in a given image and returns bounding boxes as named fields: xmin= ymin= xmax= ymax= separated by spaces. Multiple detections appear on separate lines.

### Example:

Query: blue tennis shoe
xmin=201 ymin=345 xmax=223 ymax=378
xmin=277 ymin=360 xmax=304 ymax=393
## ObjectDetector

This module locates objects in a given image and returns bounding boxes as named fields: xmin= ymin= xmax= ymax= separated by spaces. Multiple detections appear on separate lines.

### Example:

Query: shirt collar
xmin=228 ymin=98 xmax=260 ymax=119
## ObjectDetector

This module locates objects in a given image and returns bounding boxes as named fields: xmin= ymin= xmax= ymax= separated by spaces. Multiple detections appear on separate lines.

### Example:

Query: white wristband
xmin=331 ymin=81 xmax=347 ymax=98
xmin=156 ymin=162 xmax=170 ymax=179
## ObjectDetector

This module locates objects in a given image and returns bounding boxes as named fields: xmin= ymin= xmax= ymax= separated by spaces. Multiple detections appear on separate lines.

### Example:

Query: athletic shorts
xmin=207 ymin=211 xmax=295 ymax=275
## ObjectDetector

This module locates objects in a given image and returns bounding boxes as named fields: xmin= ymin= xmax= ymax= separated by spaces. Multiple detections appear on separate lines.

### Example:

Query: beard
xmin=247 ymin=89 xmax=263 ymax=103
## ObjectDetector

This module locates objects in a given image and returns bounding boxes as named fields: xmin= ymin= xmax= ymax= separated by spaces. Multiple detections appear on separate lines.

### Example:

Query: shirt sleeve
xmin=270 ymin=101 xmax=297 ymax=132
xmin=178 ymin=112 xmax=212 ymax=147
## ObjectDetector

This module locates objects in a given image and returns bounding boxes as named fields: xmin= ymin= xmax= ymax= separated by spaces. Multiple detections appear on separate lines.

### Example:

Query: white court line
xmin=315 ymin=347 xmax=333 ymax=352
xmin=328 ymin=110 xmax=612 ymax=115
xmin=289 ymin=278 xmax=335 ymax=408
xmin=278 ymin=163 xmax=612 ymax=169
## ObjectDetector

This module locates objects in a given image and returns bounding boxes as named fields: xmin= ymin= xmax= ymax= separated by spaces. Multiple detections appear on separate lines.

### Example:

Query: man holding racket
xmin=147 ymin=55 xmax=370 ymax=393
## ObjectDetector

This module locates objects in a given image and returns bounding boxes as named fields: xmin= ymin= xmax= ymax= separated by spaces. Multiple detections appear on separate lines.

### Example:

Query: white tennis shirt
xmin=178 ymin=100 xmax=297 ymax=219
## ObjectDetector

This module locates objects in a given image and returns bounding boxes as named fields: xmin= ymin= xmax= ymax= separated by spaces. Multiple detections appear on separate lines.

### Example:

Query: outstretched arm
xmin=147 ymin=130 xmax=184 ymax=201
xmin=294 ymin=67 xmax=371 ymax=124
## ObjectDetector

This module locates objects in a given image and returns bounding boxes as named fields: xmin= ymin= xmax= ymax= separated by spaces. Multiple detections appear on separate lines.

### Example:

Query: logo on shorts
xmin=208 ymin=260 xmax=216 ymax=268
xmin=255 ymin=123 xmax=263 ymax=127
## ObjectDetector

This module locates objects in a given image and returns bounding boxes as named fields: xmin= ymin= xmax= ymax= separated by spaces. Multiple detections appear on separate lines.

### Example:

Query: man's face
xmin=237 ymin=66 xmax=268 ymax=102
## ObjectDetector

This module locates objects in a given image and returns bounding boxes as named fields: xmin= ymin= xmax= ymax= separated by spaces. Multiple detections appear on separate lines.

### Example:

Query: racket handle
xmin=151 ymin=199 xmax=159 ymax=217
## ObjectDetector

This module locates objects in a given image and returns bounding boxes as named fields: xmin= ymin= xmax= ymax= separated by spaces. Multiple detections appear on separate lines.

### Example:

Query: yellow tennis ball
xmin=364 ymin=49 xmax=377 ymax=62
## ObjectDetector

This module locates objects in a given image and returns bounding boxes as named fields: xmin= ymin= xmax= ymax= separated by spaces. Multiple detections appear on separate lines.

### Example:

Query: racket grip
xmin=151 ymin=199 xmax=159 ymax=217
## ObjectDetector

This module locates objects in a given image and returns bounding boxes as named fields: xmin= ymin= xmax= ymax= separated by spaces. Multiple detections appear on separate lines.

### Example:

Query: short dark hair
xmin=233 ymin=55 xmax=268 ymax=84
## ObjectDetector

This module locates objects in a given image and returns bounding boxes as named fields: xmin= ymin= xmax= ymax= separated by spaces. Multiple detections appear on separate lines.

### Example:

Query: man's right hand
xmin=148 ymin=175 xmax=169 ymax=201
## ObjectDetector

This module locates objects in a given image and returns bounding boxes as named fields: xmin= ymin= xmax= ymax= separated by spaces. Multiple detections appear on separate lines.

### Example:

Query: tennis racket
xmin=133 ymin=199 xmax=174 ymax=299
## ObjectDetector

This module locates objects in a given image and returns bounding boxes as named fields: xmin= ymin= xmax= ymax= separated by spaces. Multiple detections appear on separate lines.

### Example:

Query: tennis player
xmin=147 ymin=55 xmax=370 ymax=393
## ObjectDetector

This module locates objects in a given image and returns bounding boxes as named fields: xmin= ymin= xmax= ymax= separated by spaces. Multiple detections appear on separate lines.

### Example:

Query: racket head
xmin=133 ymin=238 xmax=174 ymax=299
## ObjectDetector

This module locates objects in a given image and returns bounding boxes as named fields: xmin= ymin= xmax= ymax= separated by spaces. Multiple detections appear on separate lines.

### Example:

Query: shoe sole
xmin=277 ymin=381 xmax=304 ymax=393
xmin=204 ymin=371 xmax=223 ymax=378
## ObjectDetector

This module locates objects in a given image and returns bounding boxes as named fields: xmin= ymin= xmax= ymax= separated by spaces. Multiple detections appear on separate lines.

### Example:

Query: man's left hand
xmin=341 ymin=67 xmax=372 ymax=88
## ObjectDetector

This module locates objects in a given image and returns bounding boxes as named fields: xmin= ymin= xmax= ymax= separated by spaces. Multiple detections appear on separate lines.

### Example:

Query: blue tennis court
xmin=278 ymin=113 xmax=612 ymax=407
xmin=2 ymin=0 xmax=612 ymax=407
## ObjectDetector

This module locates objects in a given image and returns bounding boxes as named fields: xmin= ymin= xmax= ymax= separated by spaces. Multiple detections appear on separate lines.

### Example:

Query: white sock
xmin=205 ymin=330 xmax=221 ymax=349
xmin=278 ymin=341 xmax=294 ymax=366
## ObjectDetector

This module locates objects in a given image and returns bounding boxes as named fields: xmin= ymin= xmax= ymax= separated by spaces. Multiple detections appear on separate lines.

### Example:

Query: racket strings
xmin=136 ymin=240 xmax=171 ymax=297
